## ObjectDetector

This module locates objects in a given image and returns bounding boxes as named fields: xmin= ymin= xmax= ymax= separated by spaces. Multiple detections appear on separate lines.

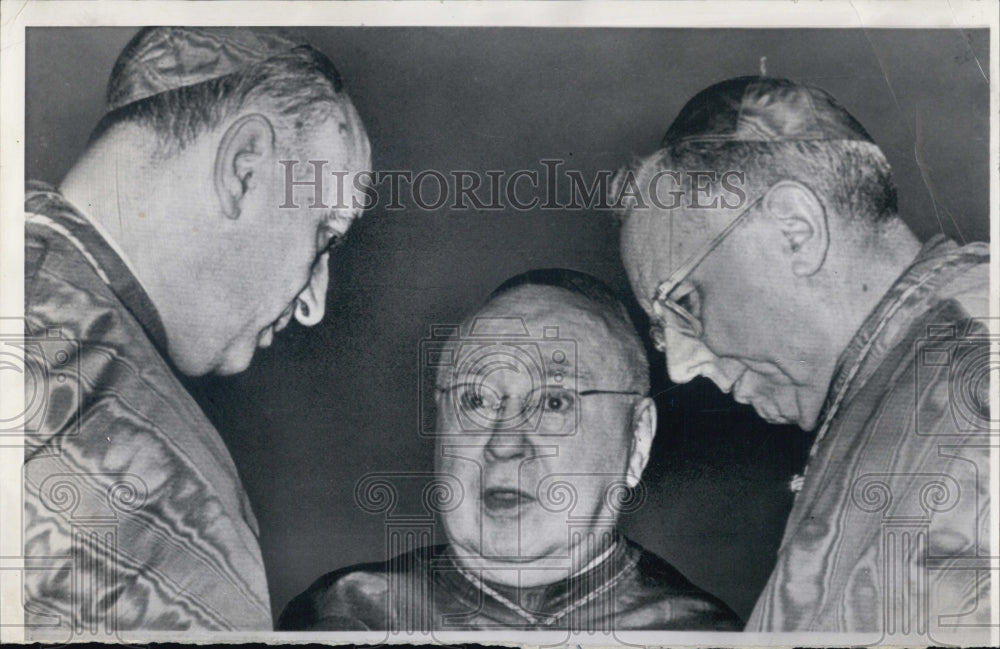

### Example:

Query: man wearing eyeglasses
xmin=279 ymin=269 xmax=741 ymax=632
xmin=617 ymin=77 xmax=990 ymax=638
xmin=24 ymin=28 xmax=371 ymax=633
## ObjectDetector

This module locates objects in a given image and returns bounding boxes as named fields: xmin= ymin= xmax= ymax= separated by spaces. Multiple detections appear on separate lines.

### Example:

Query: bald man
xmin=280 ymin=269 xmax=741 ymax=632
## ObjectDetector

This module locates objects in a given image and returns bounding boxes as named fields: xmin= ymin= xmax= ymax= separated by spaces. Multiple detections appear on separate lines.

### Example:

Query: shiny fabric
xmin=107 ymin=28 xmax=308 ymax=111
xmin=746 ymin=236 xmax=991 ymax=641
xmin=23 ymin=182 xmax=271 ymax=635
xmin=279 ymin=537 xmax=742 ymax=631
xmin=662 ymin=76 xmax=874 ymax=145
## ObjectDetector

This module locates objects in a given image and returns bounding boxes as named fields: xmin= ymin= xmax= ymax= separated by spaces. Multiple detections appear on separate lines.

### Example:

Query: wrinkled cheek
xmin=703 ymin=292 xmax=769 ymax=358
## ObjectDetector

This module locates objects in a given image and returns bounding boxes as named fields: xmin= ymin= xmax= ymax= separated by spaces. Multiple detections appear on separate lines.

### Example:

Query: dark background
xmin=26 ymin=27 xmax=990 ymax=622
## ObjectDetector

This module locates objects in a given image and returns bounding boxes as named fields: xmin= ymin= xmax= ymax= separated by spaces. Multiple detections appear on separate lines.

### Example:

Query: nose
xmin=483 ymin=419 xmax=531 ymax=462
xmin=294 ymin=252 xmax=330 ymax=327
xmin=662 ymin=326 xmax=712 ymax=383
xmin=661 ymin=326 xmax=740 ymax=393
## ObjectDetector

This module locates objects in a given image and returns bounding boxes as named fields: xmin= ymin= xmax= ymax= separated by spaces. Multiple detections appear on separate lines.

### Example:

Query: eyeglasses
xmin=318 ymin=224 xmax=348 ymax=257
xmin=439 ymin=384 xmax=642 ymax=434
xmin=307 ymin=225 xmax=349 ymax=274
xmin=649 ymin=194 xmax=763 ymax=351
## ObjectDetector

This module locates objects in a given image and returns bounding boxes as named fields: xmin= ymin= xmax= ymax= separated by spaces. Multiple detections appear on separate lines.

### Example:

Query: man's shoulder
xmin=25 ymin=196 xmax=107 ymax=302
xmin=853 ymin=236 xmax=990 ymax=435
xmin=624 ymin=536 xmax=719 ymax=599
xmin=936 ymin=239 xmax=989 ymax=319
xmin=24 ymin=208 xmax=187 ymax=447
xmin=278 ymin=563 xmax=390 ymax=631
xmin=24 ymin=182 xmax=178 ymax=423
xmin=618 ymin=537 xmax=743 ymax=630
xmin=278 ymin=545 xmax=439 ymax=631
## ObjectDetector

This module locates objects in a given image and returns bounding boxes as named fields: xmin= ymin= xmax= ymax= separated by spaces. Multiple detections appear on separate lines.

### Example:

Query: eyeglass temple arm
xmin=653 ymin=194 xmax=763 ymax=302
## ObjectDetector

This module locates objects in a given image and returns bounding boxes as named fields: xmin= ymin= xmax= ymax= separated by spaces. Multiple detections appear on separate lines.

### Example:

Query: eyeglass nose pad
xmin=649 ymin=323 xmax=666 ymax=352
xmin=649 ymin=300 xmax=669 ymax=352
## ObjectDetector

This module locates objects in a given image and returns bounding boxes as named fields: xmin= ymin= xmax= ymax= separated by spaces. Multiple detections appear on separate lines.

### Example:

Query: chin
xmin=754 ymin=408 xmax=787 ymax=425
xmin=795 ymin=412 xmax=819 ymax=432
xmin=491 ymin=516 xmax=566 ymax=560
xmin=766 ymin=400 xmax=818 ymax=430
xmin=465 ymin=519 xmax=524 ymax=559
xmin=759 ymin=404 xmax=796 ymax=425
xmin=448 ymin=511 xmax=554 ymax=563
xmin=215 ymin=345 xmax=256 ymax=376
xmin=748 ymin=390 xmax=804 ymax=427
xmin=168 ymin=346 xmax=219 ymax=378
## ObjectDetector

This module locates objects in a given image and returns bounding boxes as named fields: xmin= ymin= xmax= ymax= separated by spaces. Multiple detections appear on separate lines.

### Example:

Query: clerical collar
xmin=793 ymin=235 xmax=976 ymax=495
xmin=445 ymin=535 xmax=634 ymax=627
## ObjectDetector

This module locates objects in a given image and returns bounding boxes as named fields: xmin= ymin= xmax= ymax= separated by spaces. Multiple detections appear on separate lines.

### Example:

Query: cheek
xmin=436 ymin=454 xmax=480 ymax=504
xmin=438 ymin=459 xmax=483 ymax=543
xmin=272 ymin=207 xmax=318 ymax=260
xmin=702 ymin=278 xmax=773 ymax=358
xmin=552 ymin=417 xmax=631 ymax=474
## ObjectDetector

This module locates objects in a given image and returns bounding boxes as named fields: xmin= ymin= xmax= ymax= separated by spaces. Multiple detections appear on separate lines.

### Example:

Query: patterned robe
xmin=278 ymin=537 xmax=742 ymax=632
xmin=22 ymin=182 xmax=271 ymax=637
xmin=746 ymin=236 xmax=991 ymax=643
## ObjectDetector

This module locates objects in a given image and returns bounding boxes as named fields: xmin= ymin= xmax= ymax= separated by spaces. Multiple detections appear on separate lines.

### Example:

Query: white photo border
xmin=2 ymin=1 xmax=997 ymax=646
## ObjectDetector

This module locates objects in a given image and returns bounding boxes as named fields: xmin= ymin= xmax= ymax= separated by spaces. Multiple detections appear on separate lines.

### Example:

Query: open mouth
xmin=483 ymin=487 xmax=534 ymax=514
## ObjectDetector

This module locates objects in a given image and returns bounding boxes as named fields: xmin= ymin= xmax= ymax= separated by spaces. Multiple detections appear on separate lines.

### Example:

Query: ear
xmin=762 ymin=180 xmax=829 ymax=277
xmin=213 ymin=114 xmax=276 ymax=220
xmin=625 ymin=397 xmax=657 ymax=488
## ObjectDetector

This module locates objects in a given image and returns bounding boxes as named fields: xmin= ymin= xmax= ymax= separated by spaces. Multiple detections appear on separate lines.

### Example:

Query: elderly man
xmin=617 ymin=77 xmax=990 ymax=638
xmin=24 ymin=27 xmax=370 ymax=633
xmin=279 ymin=269 xmax=741 ymax=632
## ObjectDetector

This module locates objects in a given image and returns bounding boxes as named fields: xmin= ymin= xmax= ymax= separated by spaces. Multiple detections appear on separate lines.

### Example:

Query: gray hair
xmin=614 ymin=139 xmax=898 ymax=228
xmin=92 ymin=39 xmax=370 ymax=174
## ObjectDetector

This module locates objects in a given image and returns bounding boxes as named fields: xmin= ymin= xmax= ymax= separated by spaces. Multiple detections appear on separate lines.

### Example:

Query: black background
xmin=26 ymin=27 xmax=990 ymax=622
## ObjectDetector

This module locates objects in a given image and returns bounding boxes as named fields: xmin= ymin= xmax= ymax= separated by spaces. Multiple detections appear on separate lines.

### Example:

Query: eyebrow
xmin=323 ymin=210 xmax=346 ymax=226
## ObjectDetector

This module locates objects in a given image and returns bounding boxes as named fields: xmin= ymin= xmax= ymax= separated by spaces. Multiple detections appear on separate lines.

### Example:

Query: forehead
xmin=315 ymin=102 xmax=371 ymax=175
xmin=621 ymin=204 xmax=741 ymax=310
xmin=621 ymin=215 xmax=666 ymax=313
xmin=446 ymin=286 xmax=633 ymax=385
xmin=285 ymin=118 xmax=369 ymax=221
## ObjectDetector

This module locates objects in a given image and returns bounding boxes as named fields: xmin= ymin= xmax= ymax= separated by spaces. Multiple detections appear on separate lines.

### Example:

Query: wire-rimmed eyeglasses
xmin=649 ymin=194 xmax=763 ymax=351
